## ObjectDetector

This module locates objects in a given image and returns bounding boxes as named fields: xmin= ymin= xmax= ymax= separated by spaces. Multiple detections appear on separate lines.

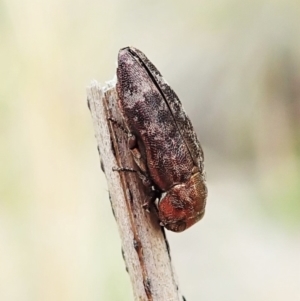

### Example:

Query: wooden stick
xmin=87 ymin=80 xmax=183 ymax=301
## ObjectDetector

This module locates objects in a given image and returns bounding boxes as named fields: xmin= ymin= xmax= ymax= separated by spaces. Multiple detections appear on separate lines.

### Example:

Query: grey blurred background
xmin=1 ymin=0 xmax=300 ymax=300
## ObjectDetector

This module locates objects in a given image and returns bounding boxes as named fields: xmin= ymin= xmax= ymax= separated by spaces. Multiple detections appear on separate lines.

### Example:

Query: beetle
xmin=116 ymin=47 xmax=207 ymax=232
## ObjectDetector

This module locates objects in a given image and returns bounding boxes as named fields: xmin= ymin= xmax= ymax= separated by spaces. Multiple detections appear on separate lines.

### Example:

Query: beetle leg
xmin=113 ymin=167 xmax=152 ymax=188
xmin=108 ymin=118 xmax=143 ymax=166
xmin=142 ymin=189 xmax=159 ymax=212
xmin=113 ymin=166 xmax=158 ymax=212
xmin=108 ymin=116 xmax=129 ymax=134
xmin=112 ymin=166 xmax=136 ymax=172
xmin=128 ymin=134 xmax=137 ymax=149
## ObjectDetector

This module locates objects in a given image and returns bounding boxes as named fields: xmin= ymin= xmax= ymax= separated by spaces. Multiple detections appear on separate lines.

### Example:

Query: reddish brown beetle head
xmin=158 ymin=172 xmax=207 ymax=232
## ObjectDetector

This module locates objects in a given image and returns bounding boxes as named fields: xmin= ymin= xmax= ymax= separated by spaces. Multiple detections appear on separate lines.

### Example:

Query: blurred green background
xmin=1 ymin=0 xmax=300 ymax=300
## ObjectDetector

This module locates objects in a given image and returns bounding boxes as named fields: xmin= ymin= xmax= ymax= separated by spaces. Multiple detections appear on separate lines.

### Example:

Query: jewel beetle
xmin=116 ymin=47 xmax=207 ymax=232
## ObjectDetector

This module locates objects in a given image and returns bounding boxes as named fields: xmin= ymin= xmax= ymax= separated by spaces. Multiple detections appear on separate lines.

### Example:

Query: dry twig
xmin=87 ymin=80 xmax=183 ymax=301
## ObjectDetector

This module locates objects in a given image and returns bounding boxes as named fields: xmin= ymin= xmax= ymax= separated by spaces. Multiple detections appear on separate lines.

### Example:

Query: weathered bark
xmin=87 ymin=80 xmax=183 ymax=301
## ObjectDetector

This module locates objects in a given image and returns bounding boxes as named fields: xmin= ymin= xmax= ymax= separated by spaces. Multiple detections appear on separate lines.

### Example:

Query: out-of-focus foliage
xmin=0 ymin=0 xmax=299 ymax=300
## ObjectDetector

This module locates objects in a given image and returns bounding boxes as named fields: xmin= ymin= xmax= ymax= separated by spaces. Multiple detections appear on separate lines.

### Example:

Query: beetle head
xmin=158 ymin=172 xmax=207 ymax=232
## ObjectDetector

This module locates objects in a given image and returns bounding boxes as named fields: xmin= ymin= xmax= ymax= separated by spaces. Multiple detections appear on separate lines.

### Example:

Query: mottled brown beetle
xmin=116 ymin=47 xmax=207 ymax=232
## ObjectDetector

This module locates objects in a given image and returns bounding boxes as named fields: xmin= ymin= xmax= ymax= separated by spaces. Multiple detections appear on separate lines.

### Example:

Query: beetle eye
xmin=176 ymin=221 xmax=186 ymax=232
xmin=167 ymin=221 xmax=186 ymax=232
